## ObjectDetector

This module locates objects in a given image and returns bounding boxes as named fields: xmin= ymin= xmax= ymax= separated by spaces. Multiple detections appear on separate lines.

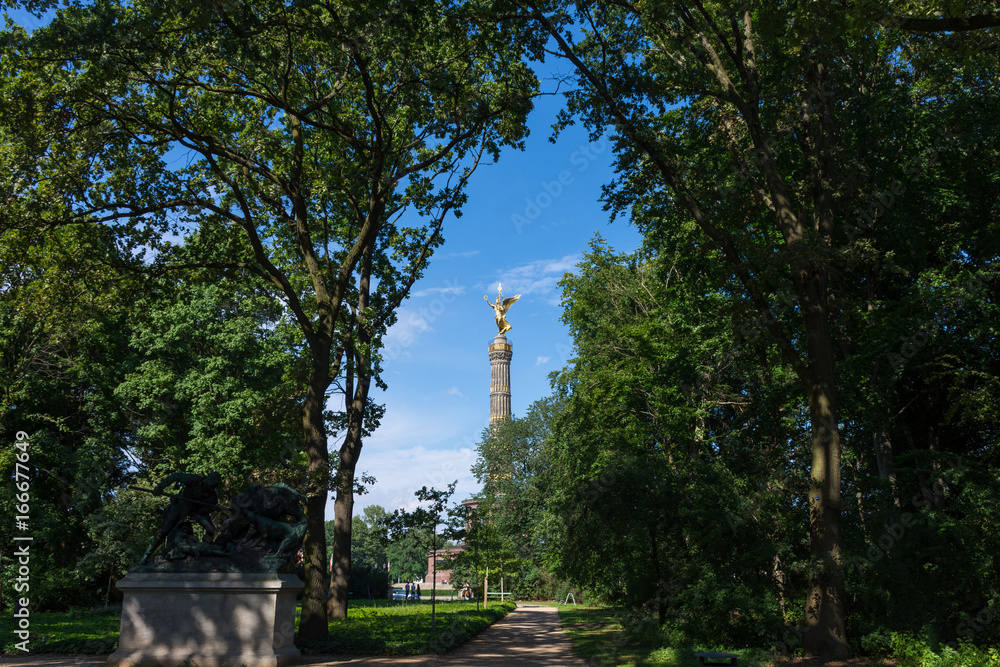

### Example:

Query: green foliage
xmin=115 ymin=274 xmax=304 ymax=480
xmin=881 ymin=632 xmax=1000 ymax=667
xmin=348 ymin=505 xmax=392 ymax=570
xmin=469 ymin=397 xmax=567 ymax=601
xmin=384 ymin=535 xmax=427 ymax=584
xmin=537 ymin=240 xmax=799 ymax=646
xmin=0 ymin=224 xmax=140 ymax=611
xmin=503 ymin=0 xmax=1000 ymax=656
xmin=538 ymin=233 xmax=1000 ymax=653
xmin=348 ymin=560 xmax=391 ymax=601
xmin=75 ymin=484 xmax=162 ymax=601
xmin=522 ymin=0 xmax=1000 ymax=654
xmin=2 ymin=0 xmax=539 ymax=629
xmin=388 ymin=483 xmax=463 ymax=627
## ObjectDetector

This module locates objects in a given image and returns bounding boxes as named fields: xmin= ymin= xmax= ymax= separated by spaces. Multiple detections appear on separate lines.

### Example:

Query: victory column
xmin=484 ymin=284 xmax=519 ymax=425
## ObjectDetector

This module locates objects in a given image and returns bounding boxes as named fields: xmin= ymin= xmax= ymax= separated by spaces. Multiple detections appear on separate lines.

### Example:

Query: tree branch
xmin=889 ymin=12 xmax=1000 ymax=32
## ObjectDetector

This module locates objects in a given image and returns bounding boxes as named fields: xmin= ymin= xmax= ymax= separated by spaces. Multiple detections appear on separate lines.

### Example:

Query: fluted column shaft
xmin=488 ymin=334 xmax=513 ymax=424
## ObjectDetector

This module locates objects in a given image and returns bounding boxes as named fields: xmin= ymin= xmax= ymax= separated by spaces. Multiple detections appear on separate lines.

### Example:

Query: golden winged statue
xmin=484 ymin=283 xmax=520 ymax=334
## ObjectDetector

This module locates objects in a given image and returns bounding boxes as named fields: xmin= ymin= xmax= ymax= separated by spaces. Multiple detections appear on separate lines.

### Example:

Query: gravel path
xmin=2 ymin=604 xmax=588 ymax=667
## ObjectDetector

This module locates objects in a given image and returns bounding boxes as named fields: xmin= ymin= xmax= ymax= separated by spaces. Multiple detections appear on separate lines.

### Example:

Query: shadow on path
xmin=298 ymin=604 xmax=587 ymax=666
xmin=1 ymin=604 xmax=587 ymax=667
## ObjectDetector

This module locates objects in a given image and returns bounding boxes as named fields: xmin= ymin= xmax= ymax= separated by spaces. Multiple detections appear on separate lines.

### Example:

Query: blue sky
xmin=349 ymin=74 xmax=643 ymax=517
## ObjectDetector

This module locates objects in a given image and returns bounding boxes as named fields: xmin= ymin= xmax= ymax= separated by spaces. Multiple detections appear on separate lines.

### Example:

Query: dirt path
xmin=432 ymin=603 xmax=587 ymax=666
xmin=2 ymin=604 xmax=587 ymax=667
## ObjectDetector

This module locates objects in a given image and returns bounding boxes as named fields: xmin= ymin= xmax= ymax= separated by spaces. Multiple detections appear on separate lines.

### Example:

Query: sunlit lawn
xmin=301 ymin=599 xmax=515 ymax=655
xmin=1 ymin=599 xmax=514 ymax=656
xmin=0 ymin=606 xmax=121 ymax=655
xmin=556 ymin=606 xmax=901 ymax=667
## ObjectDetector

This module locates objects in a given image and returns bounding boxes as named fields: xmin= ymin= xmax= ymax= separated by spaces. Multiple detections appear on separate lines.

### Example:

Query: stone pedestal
xmin=107 ymin=572 xmax=303 ymax=667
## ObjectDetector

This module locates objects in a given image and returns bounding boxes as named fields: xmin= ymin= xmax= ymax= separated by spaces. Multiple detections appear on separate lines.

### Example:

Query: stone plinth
xmin=107 ymin=572 xmax=303 ymax=667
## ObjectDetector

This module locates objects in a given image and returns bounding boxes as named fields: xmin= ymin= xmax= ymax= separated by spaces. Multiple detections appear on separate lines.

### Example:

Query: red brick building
xmin=424 ymin=498 xmax=478 ymax=584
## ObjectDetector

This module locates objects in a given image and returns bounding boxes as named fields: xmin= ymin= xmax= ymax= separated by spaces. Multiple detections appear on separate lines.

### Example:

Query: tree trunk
xmin=328 ymin=460 xmax=355 ymax=620
xmin=799 ymin=275 xmax=849 ymax=657
xmin=854 ymin=455 xmax=869 ymax=543
xmin=648 ymin=520 xmax=667 ymax=625
xmin=773 ymin=554 xmax=788 ymax=620
xmin=328 ymin=394 xmax=367 ymax=619
xmin=873 ymin=429 xmax=900 ymax=508
xmin=298 ymin=353 xmax=332 ymax=640
xmin=431 ymin=541 xmax=438 ymax=629
xmin=328 ymin=246 xmax=374 ymax=620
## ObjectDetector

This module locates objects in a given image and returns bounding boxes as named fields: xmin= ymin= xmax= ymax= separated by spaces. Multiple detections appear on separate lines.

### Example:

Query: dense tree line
xmin=468 ymin=0 xmax=1000 ymax=659
xmin=0 ymin=225 xmax=303 ymax=608
xmin=475 ymin=236 xmax=998 ymax=657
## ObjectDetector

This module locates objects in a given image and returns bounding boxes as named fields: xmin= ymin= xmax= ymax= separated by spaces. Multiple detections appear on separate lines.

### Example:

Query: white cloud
xmin=443 ymin=250 xmax=481 ymax=259
xmin=324 ymin=400 xmax=487 ymax=517
xmin=535 ymin=356 xmax=550 ymax=366
xmin=382 ymin=309 xmax=433 ymax=359
xmin=541 ymin=255 xmax=579 ymax=274
xmin=411 ymin=283 xmax=466 ymax=298
xmin=490 ymin=254 xmax=581 ymax=305
xmin=329 ymin=441 xmax=481 ymax=517
xmin=445 ymin=386 xmax=464 ymax=397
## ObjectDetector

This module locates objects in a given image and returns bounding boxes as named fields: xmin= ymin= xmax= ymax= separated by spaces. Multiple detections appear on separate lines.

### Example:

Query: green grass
xmin=1 ymin=599 xmax=515 ymax=657
xmin=1 ymin=605 xmax=121 ymax=655
xmin=555 ymin=605 xmax=821 ymax=667
xmin=556 ymin=606 xmax=1000 ymax=667
xmin=299 ymin=599 xmax=516 ymax=655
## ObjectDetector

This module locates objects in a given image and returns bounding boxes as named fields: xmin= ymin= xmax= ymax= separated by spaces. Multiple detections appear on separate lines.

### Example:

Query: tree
xmin=385 ymin=528 xmax=430 ymax=585
xmin=448 ymin=503 xmax=508 ymax=610
xmin=76 ymin=482 xmax=163 ymax=606
xmin=0 ymin=222 xmax=140 ymax=610
xmin=327 ymin=504 xmax=391 ymax=599
xmin=546 ymin=240 xmax=799 ymax=642
xmin=115 ymin=264 xmax=304 ymax=480
xmin=3 ymin=0 xmax=535 ymax=633
xmin=0 ymin=204 xmax=305 ymax=610
xmin=514 ymin=1 xmax=999 ymax=654
xmin=348 ymin=505 xmax=391 ymax=569
xmin=389 ymin=482 xmax=461 ymax=629
xmin=471 ymin=396 xmax=563 ymax=600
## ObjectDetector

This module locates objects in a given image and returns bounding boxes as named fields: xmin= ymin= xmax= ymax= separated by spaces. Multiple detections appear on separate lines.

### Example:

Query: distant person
xmin=405 ymin=582 xmax=411 ymax=599
xmin=416 ymin=583 xmax=421 ymax=599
